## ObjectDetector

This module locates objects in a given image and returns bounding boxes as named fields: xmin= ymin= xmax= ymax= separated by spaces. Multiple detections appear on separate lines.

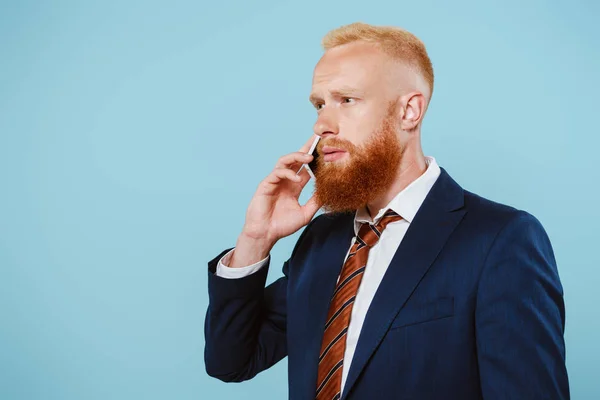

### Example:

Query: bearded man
xmin=204 ymin=22 xmax=570 ymax=400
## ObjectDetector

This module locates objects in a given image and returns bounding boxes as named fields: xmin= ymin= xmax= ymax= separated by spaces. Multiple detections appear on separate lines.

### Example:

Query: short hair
xmin=322 ymin=22 xmax=434 ymax=98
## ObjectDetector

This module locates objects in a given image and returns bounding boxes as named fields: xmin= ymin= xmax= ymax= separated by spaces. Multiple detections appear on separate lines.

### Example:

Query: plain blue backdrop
xmin=1 ymin=0 xmax=598 ymax=399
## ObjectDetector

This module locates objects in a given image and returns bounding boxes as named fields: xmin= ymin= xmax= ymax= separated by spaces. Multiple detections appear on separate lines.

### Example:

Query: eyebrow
xmin=309 ymin=86 xmax=363 ymax=105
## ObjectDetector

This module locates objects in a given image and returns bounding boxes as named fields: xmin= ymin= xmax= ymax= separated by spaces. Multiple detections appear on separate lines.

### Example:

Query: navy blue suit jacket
xmin=205 ymin=168 xmax=569 ymax=399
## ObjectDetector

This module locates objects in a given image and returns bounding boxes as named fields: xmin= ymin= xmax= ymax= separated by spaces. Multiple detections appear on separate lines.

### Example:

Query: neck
xmin=366 ymin=142 xmax=427 ymax=219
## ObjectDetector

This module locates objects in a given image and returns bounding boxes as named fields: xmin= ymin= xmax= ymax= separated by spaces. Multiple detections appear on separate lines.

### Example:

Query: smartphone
xmin=299 ymin=136 xmax=320 ymax=180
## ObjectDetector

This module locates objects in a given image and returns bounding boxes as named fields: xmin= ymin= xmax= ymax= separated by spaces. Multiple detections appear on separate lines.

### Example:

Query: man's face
xmin=309 ymin=41 xmax=406 ymax=213
xmin=309 ymin=41 xmax=400 ymax=153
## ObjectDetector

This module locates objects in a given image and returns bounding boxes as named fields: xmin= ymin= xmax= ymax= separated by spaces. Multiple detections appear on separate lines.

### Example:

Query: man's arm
xmin=204 ymin=249 xmax=289 ymax=382
xmin=203 ymin=137 xmax=321 ymax=382
xmin=476 ymin=211 xmax=569 ymax=399
xmin=204 ymin=217 xmax=318 ymax=382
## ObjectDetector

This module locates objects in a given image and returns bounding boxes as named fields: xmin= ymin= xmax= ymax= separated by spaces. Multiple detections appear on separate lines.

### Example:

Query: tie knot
xmin=356 ymin=209 xmax=403 ymax=247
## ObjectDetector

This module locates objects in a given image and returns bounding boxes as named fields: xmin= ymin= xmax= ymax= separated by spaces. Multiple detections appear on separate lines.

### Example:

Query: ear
xmin=399 ymin=92 xmax=426 ymax=131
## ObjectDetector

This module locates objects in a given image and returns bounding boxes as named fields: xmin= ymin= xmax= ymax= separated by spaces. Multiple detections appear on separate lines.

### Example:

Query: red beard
xmin=314 ymin=102 xmax=404 ymax=214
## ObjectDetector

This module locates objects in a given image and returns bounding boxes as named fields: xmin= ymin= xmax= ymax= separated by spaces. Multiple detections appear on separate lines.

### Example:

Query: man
xmin=204 ymin=22 xmax=569 ymax=399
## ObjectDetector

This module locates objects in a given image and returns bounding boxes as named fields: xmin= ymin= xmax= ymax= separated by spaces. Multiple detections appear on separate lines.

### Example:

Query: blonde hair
xmin=322 ymin=22 xmax=434 ymax=98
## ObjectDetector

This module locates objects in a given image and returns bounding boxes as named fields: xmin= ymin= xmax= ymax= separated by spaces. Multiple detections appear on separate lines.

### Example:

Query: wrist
xmin=230 ymin=232 xmax=275 ymax=268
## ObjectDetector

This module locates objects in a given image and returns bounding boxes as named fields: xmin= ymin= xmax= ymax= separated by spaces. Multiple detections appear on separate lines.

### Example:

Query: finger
xmin=275 ymin=152 xmax=313 ymax=169
xmin=301 ymin=194 xmax=322 ymax=221
xmin=265 ymin=167 xmax=302 ymax=184
xmin=296 ymin=165 xmax=312 ymax=187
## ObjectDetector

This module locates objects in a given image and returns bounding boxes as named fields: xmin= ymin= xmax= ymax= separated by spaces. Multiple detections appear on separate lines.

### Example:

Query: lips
xmin=322 ymin=146 xmax=345 ymax=154
xmin=321 ymin=146 xmax=348 ymax=162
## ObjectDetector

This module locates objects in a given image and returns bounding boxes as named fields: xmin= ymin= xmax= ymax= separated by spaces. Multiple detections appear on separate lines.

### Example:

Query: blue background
xmin=1 ymin=0 xmax=598 ymax=398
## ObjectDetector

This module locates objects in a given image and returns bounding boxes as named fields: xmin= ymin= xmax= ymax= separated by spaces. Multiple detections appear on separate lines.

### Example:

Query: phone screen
xmin=308 ymin=145 xmax=320 ymax=174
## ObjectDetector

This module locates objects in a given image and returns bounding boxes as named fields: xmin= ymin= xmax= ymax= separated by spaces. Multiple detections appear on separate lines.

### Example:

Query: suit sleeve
xmin=475 ymin=211 xmax=570 ymax=399
xmin=204 ymin=218 xmax=317 ymax=382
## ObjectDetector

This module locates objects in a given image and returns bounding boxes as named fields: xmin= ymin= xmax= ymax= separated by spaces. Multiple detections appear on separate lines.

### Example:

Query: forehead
xmin=311 ymin=41 xmax=391 ymax=94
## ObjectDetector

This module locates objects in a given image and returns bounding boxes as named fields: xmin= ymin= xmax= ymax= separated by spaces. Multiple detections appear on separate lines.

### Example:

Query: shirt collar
xmin=353 ymin=156 xmax=441 ymax=234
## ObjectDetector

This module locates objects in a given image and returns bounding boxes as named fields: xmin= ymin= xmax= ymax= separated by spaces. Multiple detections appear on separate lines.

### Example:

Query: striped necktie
xmin=315 ymin=209 xmax=403 ymax=400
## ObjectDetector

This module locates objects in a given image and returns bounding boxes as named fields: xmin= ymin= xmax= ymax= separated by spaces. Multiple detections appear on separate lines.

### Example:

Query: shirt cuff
xmin=215 ymin=248 xmax=270 ymax=279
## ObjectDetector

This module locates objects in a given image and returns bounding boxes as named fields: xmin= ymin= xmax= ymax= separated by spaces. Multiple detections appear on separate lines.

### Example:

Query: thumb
xmin=301 ymin=194 xmax=322 ymax=222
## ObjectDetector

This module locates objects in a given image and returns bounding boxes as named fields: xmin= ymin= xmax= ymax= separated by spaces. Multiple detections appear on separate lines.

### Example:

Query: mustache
xmin=317 ymin=137 xmax=357 ymax=153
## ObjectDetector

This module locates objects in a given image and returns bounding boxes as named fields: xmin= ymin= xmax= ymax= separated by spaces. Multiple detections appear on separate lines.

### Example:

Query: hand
xmin=230 ymin=136 xmax=322 ymax=267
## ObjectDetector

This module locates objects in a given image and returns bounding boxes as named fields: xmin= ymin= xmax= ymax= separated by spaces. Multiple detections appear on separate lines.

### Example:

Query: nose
xmin=313 ymin=109 xmax=339 ymax=139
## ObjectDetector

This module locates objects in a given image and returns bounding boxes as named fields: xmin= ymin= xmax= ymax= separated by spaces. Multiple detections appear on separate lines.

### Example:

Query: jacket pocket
xmin=390 ymin=296 xmax=454 ymax=330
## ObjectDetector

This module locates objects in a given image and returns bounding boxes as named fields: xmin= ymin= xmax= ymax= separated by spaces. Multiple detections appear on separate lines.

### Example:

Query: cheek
xmin=339 ymin=108 xmax=378 ymax=146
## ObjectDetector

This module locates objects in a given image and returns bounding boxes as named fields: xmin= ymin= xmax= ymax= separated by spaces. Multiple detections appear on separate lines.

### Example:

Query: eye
xmin=315 ymin=103 xmax=325 ymax=111
xmin=343 ymin=97 xmax=355 ymax=104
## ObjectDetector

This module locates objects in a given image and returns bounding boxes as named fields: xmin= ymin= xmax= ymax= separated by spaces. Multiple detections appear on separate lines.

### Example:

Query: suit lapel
xmin=300 ymin=213 xmax=355 ymax=400
xmin=340 ymin=168 xmax=467 ymax=399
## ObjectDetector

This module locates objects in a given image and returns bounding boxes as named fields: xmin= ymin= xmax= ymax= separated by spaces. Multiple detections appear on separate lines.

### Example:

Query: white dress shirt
xmin=216 ymin=156 xmax=441 ymax=394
